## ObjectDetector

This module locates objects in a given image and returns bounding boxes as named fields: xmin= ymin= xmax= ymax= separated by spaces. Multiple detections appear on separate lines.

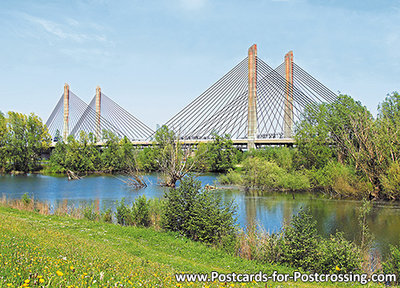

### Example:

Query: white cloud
xmin=20 ymin=13 xmax=108 ymax=43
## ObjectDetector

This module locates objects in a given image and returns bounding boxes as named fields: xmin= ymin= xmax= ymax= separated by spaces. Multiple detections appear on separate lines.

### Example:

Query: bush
xmin=242 ymin=158 xmax=309 ymax=190
xmin=163 ymin=174 xmax=237 ymax=245
xmin=383 ymin=245 xmax=400 ymax=285
xmin=280 ymin=209 xmax=319 ymax=271
xmin=131 ymin=195 xmax=150 ymax=227
xmin=82 ymin=204 xmax=99 ymax=221
xmin=246 ymin=147 xmax=298 ymax=171
xmin=101 ymin=208 xmax=113 ymax=223
xmin=315 ymin=232 xmax=362 ymax=274
xmin=218 ymin=169 xmax=243 ymax=185
xmin=21 ymin=193 xmax=31 ymax=205
xmin=115 ymin=198 xmax=133 ymax=226
xmin=311 ymin=161 xmax=370 ymax=198
xmin=115 ymin=196 xmax=152 ymax=227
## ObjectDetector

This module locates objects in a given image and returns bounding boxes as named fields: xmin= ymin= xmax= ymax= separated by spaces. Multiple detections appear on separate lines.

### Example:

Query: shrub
xmin=311 ymin=161 xmax=370 ymax=198
xmin=383 ymin=245 xmax=400 ymax=285
xmin=115 ymin=198 xmax=133 ymax=226
xmin=148 ymin=198 xmax=164 ymax=229
xmin=21 ymin=193 xmax=31 ymax=205
xmin=101 ymin=208 xmax=113 ymax=223
xmin=218 ymin=169 xmax=243 ymax=185
xmin=236 ymin=220 xmax=281 ymax=264
xmin=82 ymin=204 xmax=99 ymax=221
xmin=315 ymin=232 xmax=362 ymax=274
xmin=131 ymin=195 xmax=150 ymax=227
xmin=242 ymin=158 xmax=309 ymax=190
xmin=280 ymin=208 xmax=319 ymax=271
xmin=163 ymin=174 xmax=237 ymax=245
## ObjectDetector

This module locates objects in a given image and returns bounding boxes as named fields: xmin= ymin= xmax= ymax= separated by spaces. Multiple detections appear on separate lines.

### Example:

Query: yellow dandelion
xmin=24 ymin=279 xmax=30 ymax=284
xmin=39 ymin=279 xmax=45 ymax=284
xmin=335 ymin=266 xmax=341 ymax=271
xmin=56 ymin=270 xmax=64 ymax=277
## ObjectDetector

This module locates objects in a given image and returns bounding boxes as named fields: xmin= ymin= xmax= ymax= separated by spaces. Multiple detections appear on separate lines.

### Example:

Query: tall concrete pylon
xmin=63 ymin=83 xmax=69 ymax=141
xmin=247 ymin=44 xmax=257 ymax=149
xmin=284 ymin=51 xmax=294 ymax=138
xmin=95 ymin=86 xmax=101 ymax=141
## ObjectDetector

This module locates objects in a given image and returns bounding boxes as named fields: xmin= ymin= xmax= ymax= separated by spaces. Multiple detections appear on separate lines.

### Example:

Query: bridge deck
xmin=50 ymin=138 xmax=295 ymax=148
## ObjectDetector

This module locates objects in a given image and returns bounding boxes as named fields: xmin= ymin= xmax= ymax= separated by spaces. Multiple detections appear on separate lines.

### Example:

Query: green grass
xmin=0 ymin=206 xmax=384 ymax=287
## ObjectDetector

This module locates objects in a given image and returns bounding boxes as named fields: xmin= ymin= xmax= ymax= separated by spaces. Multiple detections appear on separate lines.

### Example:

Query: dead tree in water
xmin=67 ymin=170 xmax=81 ymax=180
xmin=155 ymin=126 xmax=204 ymax=188
xmin=115 ymin=153 xmax=147 ymax=189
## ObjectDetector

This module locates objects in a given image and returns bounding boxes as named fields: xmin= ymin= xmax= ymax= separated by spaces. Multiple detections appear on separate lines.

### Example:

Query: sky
xmin=0 ymin=0 xmax=399 ymax=129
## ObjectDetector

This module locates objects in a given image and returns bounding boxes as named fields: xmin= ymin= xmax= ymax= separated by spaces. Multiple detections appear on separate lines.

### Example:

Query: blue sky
xmin=0 ymin=0 xmax=399 ymax=129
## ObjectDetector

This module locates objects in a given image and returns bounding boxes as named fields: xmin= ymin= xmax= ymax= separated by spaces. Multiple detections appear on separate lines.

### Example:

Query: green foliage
xmin=246 ymin=147 xmax=298 ymax=171
xmin=82 ymin=204 xmax=99 ymax=221
xmin=101 ymin=208 xmax=113 ymax=223
xmin=115 ymin=198 xmax=133 ymax=226
xmin=311 ymin=161 xmax=370 ymax=198
xmin=242 ymin=158 xmax=309 ymax=190
xmin=315 ymin=232 xmax=362 ymax=274
xmin=163 ymin=174 xmax=237 ymax=245
xmin=295 ymin=94 xmax=369 ymax=169
xmin=21 ymin=193 xmax=31 ymax=205
xmin=0 ymin=112 xmax=50 ymax=173
xmin=115 ymin=196 xmax=152 ymax=227
xmin=279 ymin=209 xmax=362 ymax=273
xmin=383 ymin=244 xmax=400 ymax=285
xmin=131 ymin=195 xmax=151 ymax=227
xmin=206 ymin=134 xmax=239 ymax=172
xmin=381 ymin=161 xmax=400 ymax=200
xmin=49 ymin=130 xmax=138 ymax=174
xmin=280 ymin=209 xmax=319 ymax=271
xmin=218 ymin=169 xmax=243 ymax=185
xmin=136 ymin=146 xmax=158 ymax=171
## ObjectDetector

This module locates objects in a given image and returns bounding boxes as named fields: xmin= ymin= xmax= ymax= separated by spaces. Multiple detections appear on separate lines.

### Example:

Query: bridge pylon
xmin=63 ymin=83 xmax=69 ymax=141
xmin=247 ymin=44 xmax=257 ymax=149
xmin=95 ymin=86 xmax=101 ymax=141
xmin=284 ymin=51 xmax=294 ymax=138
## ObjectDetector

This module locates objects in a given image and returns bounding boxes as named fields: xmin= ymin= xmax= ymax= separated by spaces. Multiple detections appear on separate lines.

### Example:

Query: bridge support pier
xmin=96 ymin=86 xmax=101 ymax=141
xmin=247 ymin=44 xmax=257 ymax=149
xmin=63 ymin=83 xmax=69 ymax=142
xmin=284 ymin=51 xmax=294 ymax=138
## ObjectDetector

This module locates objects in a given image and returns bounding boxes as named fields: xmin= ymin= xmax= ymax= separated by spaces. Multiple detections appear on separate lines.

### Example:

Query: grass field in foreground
xmin=0 ymin=206 xmax=383 ymax=288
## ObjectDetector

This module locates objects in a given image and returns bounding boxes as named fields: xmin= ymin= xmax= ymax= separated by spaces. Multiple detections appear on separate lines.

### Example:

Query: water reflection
xmin=1 ymin=174 xmax=400 ymax=255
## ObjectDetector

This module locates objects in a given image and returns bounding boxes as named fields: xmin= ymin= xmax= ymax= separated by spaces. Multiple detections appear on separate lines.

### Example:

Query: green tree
xmin=295 ymin=94 xmax=370 ymax=169
xmin=101 ymin=130 xmax=123 ymax=172
xmin=206 ymin=134 xmax=238 ymax=172
xmin=3 ymin=112 xmax=50 ymax=172
xmin=163 ymin=174 xmax=237 ymax=245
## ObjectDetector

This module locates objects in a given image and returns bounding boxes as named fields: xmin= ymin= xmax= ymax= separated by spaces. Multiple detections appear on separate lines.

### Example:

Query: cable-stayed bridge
xmin=45 ymin=44 xmax=337 ymax=149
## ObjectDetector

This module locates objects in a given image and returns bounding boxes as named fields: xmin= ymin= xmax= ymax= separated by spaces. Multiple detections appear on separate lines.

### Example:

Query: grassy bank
xmin=0 ymin=205 xmax=387 ymax=288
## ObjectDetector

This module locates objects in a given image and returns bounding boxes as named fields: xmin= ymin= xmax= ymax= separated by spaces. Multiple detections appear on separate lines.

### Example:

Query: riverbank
xmin=0 ymin=205 xmax=387 ymax=287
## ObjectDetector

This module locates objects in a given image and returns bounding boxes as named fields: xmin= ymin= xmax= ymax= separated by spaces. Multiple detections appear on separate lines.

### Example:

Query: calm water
xmin=1 ymin=173 xmax=400 ymax=255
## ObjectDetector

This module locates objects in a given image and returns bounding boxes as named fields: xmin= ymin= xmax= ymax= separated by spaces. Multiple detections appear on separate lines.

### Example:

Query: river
xmin=1 ymin=173 xmax=400 ymax=255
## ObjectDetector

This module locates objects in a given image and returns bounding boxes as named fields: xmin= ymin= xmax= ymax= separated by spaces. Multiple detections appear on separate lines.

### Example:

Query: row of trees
xmin=48 ymin=126 xmax=242 ymax=186
xmin=0 ymin=111 xmax=50 ymax=173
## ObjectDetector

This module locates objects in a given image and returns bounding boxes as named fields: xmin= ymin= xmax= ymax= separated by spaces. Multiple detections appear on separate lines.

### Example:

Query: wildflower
xmin=56 ymin=270 xmax=64 ymax=276
xmin=24 ymin=279 xmax=30 ymax=284
xmin=39 ymin=279 xmax=45 ymax=284
xmin=335 ymin=266 xmax=341 ymax=271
